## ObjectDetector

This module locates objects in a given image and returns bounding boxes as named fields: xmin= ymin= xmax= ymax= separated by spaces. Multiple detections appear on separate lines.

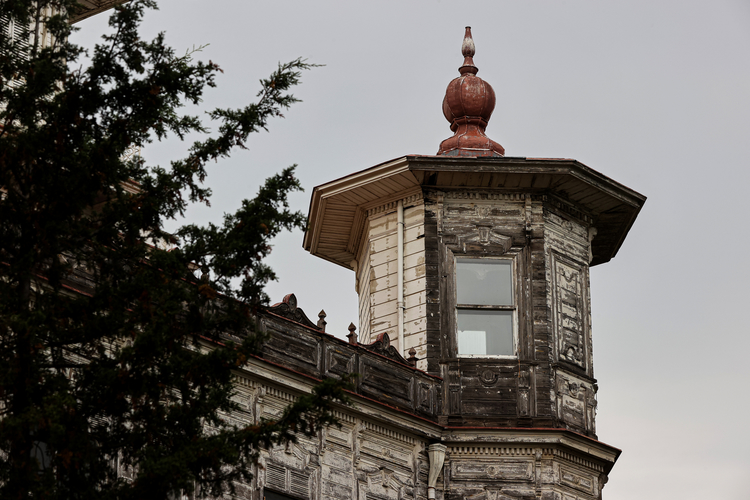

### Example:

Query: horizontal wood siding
xmin=357 ymin=242 xmax=372 ymax=343
xmin=361 ymin=200 xmax=426 ymax=361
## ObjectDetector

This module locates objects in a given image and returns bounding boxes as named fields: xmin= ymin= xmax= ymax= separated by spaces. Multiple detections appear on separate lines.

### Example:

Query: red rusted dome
xmin=438 ymin=27 xmax=505 ymax=157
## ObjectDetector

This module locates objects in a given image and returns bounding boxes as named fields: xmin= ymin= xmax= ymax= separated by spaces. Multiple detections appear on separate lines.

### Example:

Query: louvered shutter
xmin=2 ymin=13 xmax=31 ymax=89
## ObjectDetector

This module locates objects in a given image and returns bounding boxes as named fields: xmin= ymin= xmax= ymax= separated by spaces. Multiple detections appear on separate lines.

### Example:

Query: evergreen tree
xmin=0 ymin=1 xmax=350 ymax=498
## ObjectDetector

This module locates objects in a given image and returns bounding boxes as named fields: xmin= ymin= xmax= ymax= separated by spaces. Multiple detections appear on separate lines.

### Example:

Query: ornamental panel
xmin=450 ymin=459 xmax=534 ymax=482
xmin=550 ymin=253 xmax=590 ymax=372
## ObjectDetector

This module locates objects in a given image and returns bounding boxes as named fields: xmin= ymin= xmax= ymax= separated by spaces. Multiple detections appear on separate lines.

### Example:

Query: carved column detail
xmin=427 ymin=443 xmax=447 ymax=500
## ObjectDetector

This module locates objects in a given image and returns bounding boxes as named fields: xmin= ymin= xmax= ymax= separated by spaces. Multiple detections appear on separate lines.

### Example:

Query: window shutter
xmin=289 ymin=469 xmax=309 ymax=498
xmin=2 ymin=13 xmax=31 ymax=89
xmin=266 ymin=462 xmax=286 ymax=491
xmin=265 ymin=461 xmax=310 ymax=499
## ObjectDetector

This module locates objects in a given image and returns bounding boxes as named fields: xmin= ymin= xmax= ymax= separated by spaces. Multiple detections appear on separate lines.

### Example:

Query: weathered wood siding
xmin=442 ymin=440 xmax=610 ymax=500
xmin=414 ymin=189 xmax=599 ymax=437
xmin=543 ymin=201 xmax=598 ymax=437
xmin=403 ymin=200 xmax=428 ymax=366
xmin=259 ymin=309 xmax=442 ymax=420
xmin=356 ymin=241 xmax=372 ymax=343
xmin=226 ymin=363 xmax=615 ymax=500
xmin=231 ymin=374 xmax=433 ymax=500
xmin=429 ymin=191 xmax=537 ymax=427
xmin=226 ymin=311 xmax=616 ymax=500
xmin=356 ymin=194 xmax=427 ymax=365
xmin=214 ymin=292 xmax=617 ymax=500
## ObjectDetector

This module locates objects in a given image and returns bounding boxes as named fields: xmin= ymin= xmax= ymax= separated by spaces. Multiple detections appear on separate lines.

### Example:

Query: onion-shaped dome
xmin=438 ymin=27 xmax=505 ymax=157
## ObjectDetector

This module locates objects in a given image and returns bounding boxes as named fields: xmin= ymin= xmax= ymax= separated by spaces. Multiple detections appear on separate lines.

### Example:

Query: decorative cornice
xmin=546 ymin=194 xmax=594 ymax=225
xmin=233 ymin=374 xmax=261 ymax=388
xmin=447 ymin=444 xmax=607 ymax=472
xmin=364 ymin=421 xmax=416 ymax=444
xmin=441 ymin=428 xmax=620 ymax=469
xmin=304 ymin=156 xmax=414 ymax=260
xmin=444 ymin=191 xmax=531 ymax=201
xmin=332 ymin=410 xmax=356 ymax=424
xmin=552 ymin=448 xmax=605 ymax=473
xmin=366 ymin=190 xmax=424 ymax=218
xmin=265 ymin=385 xmax=296 ymax=403
xmin=442 ymin=229 xmax=514 ymax=255
xmin=448 ymin=445 xmax=549 ymax=456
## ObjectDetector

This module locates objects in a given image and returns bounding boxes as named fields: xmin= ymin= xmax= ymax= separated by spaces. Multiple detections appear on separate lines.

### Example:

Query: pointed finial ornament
xmin=407 ymin=347 xmax=418 ymax=368
xmin=347 ymin=323 xmax=358 ymax=345
xmin=317 ymin=309 xmax=327 ymax=332
xmin=459 ymin=27 xmax=478 ymax=75
xmin=438 ymin=27 xmax=505 ymax=157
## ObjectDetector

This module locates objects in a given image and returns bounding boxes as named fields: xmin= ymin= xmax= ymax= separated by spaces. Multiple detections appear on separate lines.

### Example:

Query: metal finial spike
xmin=459 ymin=26 xmax=478 ymax=75
xmin=462 ymin=26 xmax=475 ymax=58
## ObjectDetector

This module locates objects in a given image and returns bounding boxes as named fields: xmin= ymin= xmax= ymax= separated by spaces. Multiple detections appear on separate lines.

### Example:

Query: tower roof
xmin=304 ymin=28 xmax=645 ymax=270
xmin=303 ymin=155 xmax=646 ymax=269
xmin=438 ymin=27 xmax=505 ymax=157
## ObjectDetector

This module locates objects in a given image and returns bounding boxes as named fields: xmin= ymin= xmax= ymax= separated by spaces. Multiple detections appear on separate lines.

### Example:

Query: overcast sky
xmin=75 ymin=2 xmax=750 ymax=498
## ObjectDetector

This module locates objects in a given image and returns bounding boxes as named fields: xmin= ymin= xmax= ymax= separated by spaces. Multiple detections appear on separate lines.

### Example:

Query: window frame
xmin=263 ymin=490 xmax=302 ymax=500
xmin=454 ymin=255 xmax=518 ymax=359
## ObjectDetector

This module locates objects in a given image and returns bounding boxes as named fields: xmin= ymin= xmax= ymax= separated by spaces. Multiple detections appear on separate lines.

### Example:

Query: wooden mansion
xmin=8 ymin=6 xmax=646 ymax=498
xmin=246 ymin=27 xmax=646 ymax=500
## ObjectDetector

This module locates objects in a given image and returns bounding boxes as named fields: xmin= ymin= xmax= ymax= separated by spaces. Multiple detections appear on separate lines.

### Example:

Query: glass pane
xmin=457 ymin=309 xmax=514 ymax=356
xmin=456 ymin=259 xmax=513 ymax=306
xmin=457 ymin=329 xmax=487 ymax=355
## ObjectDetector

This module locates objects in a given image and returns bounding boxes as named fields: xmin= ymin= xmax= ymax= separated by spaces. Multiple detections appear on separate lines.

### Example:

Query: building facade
xmin=7 ymin=8 xmax=643 ymax=496
xmin=238 ymin=27 xmax=646 ymax=500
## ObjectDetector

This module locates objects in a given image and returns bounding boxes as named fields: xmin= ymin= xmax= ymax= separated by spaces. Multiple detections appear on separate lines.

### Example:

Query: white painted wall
xmin=357 ymin=197 xmax=427 ymax=366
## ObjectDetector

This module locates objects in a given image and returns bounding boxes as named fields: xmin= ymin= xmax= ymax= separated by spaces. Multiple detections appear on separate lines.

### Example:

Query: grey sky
xmin=74 ymin=1 xmax=750 ymax=498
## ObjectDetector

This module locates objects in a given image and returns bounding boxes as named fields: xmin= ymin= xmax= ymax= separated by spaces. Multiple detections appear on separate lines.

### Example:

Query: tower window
xmin=456 ymin=258 xmax=516 ymax=357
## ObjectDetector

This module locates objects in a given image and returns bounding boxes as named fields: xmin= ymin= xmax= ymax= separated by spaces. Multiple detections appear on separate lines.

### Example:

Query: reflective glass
xmin=457 ymin=309 xmax=514 ymax=356
xmin=456 ymin=259 xmax=513 ymax=306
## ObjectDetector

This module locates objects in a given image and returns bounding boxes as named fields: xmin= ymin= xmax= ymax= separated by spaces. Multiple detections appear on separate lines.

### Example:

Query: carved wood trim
xmin=267 ymin=293 xmax=320 ymax=331
xmin=549 ymin=251 xmax=591 ymax=375
xmin=359 ymin=332 xmax=409 ymax=365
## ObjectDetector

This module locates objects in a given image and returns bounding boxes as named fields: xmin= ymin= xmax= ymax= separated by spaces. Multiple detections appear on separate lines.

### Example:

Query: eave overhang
xmin=304 ymin=155 xmax=646 ymax=268
xmin=303 ymin=156 xmax=420 ymax=269
xmin=70 ymin=0 xmax=129 ymax=24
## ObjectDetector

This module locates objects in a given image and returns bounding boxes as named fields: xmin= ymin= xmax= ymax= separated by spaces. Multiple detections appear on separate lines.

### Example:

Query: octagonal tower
xmin=304 ymin=27 xmax=645 ymax=499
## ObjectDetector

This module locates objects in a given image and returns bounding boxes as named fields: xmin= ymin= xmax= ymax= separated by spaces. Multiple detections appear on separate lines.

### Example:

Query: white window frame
xmin=455 ymin=256 xmax=518 ymax=359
